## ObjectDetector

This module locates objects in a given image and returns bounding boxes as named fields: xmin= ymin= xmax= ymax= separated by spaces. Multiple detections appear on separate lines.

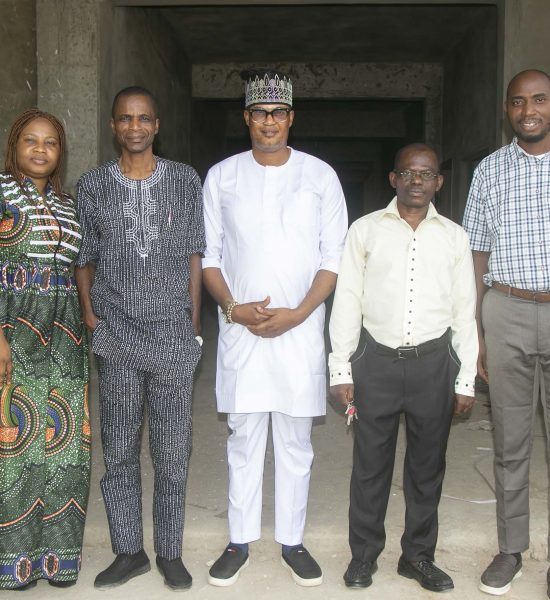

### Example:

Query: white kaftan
xmin=203 ymin=148 xmax=348 ymax=417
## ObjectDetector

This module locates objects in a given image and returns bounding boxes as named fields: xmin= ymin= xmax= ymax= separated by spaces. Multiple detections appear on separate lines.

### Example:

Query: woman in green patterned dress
xmin=0 ymin=109 xmax=90 ymax=590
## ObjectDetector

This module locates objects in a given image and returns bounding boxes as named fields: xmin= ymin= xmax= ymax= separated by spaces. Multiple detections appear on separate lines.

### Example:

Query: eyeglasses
xmin=393 ymin=169 xmax=440 ymax=181
xmin=248 ymin=107 xmax=291 ymax=124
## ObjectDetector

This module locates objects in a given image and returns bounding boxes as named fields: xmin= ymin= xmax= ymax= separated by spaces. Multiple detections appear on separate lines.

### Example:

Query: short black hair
xmin=394 ymin=143 xmax=440 ymax=171
xmin=506 ymin=69 xmax=550 ymax=99
xmin=111 ymin=86 xmax=159 ymax=118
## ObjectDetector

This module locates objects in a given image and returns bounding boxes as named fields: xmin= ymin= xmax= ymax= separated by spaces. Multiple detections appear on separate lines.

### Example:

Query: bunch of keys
xmin=345 ymin=401 xmax=358 ymax=426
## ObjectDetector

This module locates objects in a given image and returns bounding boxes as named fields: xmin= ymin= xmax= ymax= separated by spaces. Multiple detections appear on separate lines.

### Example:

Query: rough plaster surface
xmin=0 ymin=0 xmax=36 ymax=164
xmin=36 ymin=0 xmax=101 ymax=192
xmin=99 ymin=6 xmax=192 ymax=165
xmin=194 ymin=62 xmax=443 ymax=145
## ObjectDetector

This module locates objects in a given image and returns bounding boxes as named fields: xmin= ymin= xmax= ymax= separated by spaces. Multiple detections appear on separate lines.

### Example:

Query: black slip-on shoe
xmin=9 ymin=580 xmax=37 ymax=591
xmin=479 ymin=552 xmax=522 ymax=596
xmin=94 ymin=549 xmax=151 ymax=589
xmin=208 ymin=545 xmax=249 ymax=587
xmin=48 ymin=579 xmax=77 ymax=587
xmin=281 ymin=545 xmax=323 ymax=587
xmin=156 ymin=556 xmax=192 ymax=591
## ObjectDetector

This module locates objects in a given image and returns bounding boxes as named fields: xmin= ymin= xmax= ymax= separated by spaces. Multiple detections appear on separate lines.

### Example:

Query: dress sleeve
xmin=75 ymin=177 xmax=100 ymax=266
xmin=202 ymin=166 xmax=223 ymax=270
xmin=328 ymin=220 xmax=367 ymax=385
xmin=184 ymin=169 xmax=206 ymax=256
xmin=451 ymin=227 xmax=479 ymax=397
xmin=462 ymin=165 xmax=491 ymax=252
xmin=0 ymin=182 xmax=10 ymax=327
xmin=319 ymin=167 xmax=348 ymax=274
xmin=0 ymin=186 xmax=5 ymax=217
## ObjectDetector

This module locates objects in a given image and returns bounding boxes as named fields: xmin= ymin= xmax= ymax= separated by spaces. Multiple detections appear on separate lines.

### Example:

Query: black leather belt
xmin=365 ymin=328 xmax=450 ymax=360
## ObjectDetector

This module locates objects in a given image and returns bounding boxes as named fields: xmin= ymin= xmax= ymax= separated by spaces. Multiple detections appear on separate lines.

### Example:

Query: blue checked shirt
xmin=463 ymin=138 xmax=550 ymax=291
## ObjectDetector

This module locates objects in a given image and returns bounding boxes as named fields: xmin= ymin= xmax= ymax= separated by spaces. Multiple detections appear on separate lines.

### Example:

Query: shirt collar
xmin=508 ymin=137 xmax=550 ymax=162
xmin=379 ymin=196 xmax=444 ymax=224
xmin=22 ymin=176 xmax=52 ymax=196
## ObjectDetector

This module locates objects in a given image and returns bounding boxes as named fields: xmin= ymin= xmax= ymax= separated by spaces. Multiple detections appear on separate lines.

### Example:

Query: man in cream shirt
xmin=329 ymin=143 xmax=478 ymax=593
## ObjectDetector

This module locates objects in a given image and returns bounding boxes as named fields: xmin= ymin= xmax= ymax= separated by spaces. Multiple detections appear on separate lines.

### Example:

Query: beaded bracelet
xmin=223 ymin=300 xmax=239 ymax=324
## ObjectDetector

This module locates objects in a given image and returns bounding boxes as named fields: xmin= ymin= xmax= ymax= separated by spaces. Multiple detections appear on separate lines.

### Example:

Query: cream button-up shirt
xmin=329 ymin=197 xmax=478 ymax=397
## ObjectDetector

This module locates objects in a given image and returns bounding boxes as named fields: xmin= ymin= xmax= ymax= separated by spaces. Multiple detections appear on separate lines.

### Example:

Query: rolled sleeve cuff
xmin=328 ymin=360 xmax=353 ymax=386
xmin=468 ymin=239 xmax=492 ymax=253
xmin=454 ymin=377 xmax=475 ymax=397
xmin=202 ymin=256 xmax=222 ymax=269
xmin=75 ymin=252 xmax=97 ymax=268
xmin=319 ymin=257 xmax=341 ymax=274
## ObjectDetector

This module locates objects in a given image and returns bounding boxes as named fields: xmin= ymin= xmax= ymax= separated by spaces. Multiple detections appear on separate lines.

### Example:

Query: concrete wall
xmin=99 ymin=6 xmax=192 ymax=165
xmin=0 ymin=0 xmax=36 ymax=164
xmin=193 ymin=62 xmax=443 ymax=147
xmin=34 ymin=1 xmax=191 ymax=192
xmin=502 ymin=0 xmax=550 ymax=144
xmin=503 ymin=0 xmax=550 ymax=87
xmin=441 ymin=8 xmax=498 ymax=220
xmin=36 ymin=0 xmax=102 ymax=192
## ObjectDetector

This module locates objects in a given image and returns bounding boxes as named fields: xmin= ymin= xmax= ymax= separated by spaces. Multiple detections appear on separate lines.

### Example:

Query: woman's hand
xmin=0 ymin=333 xmax=13 ymax=386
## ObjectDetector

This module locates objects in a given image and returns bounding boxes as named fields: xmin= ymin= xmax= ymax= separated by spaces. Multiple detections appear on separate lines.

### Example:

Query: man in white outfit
xmin=202 ymin=68 xmax=348 ymax=587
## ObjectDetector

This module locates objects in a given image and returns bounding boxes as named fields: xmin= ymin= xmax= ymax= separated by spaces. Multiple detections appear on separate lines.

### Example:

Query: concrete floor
xmin=26 ymin=311 xmax=550 ymax=599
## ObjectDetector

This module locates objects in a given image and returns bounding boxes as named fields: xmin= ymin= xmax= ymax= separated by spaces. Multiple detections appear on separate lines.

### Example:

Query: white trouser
xmin=227 ymin=411 xmax=314 ymax=545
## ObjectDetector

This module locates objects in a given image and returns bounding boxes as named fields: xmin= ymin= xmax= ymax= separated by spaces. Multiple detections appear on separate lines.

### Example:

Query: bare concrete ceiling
xmin=157 ymin=4 xmax=496 ymax=63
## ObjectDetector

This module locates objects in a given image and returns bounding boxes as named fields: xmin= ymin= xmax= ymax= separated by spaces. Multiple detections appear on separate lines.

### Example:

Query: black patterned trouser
xmin=96 ymin=357 xmax=193 ymax=560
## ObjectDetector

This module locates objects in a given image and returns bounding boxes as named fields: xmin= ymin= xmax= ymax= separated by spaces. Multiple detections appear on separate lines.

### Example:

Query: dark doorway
xmin=192 ymin=98 xmax=425 ymax=222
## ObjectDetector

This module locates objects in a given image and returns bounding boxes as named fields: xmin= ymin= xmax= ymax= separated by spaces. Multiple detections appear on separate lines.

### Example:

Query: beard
xmin=514 ymin=122 xmax=550 ymax=144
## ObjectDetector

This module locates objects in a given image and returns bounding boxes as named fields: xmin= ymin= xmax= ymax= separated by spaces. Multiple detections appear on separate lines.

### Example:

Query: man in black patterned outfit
xmin=75 ymin=87 xmax=205 ymax=591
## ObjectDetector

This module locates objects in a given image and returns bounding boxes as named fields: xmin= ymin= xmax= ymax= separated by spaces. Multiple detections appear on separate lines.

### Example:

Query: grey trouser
xmin=97 ymin=357 xmax=194 ymax=560
xmin=482 ymin=288 xmax=550 ymax=556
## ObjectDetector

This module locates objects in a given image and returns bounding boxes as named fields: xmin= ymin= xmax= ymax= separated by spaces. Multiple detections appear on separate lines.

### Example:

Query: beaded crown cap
xmin=244 ymin=71 xmax=293 ymax=108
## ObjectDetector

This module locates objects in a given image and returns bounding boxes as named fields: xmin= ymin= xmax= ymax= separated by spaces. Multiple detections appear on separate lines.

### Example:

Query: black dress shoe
xmin=48 ymin=579 xmax=77 ymax=587
xmin=343 ymin=558 xmax=378 ymax=588
xmin=9 ymin=580 xmax=37 ymax=591
xmin=94 ymin=549 xmax=150 ymax=589
xmin=397 ymin=556 xmax=454 ymax=592
xmin=156 ymin=556 xmax=192 ymax=590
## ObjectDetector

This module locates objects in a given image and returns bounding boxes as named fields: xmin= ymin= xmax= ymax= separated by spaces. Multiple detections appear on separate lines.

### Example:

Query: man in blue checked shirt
xmin=463 ymin=69 xmax=550 ymax=598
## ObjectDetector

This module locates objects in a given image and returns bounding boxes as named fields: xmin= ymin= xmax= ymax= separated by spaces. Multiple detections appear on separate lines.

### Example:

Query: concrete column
xmin=193 ymin=62 xmax=443 ymax=146
xmin=0 ymin=0 xmax=37 ymax=162
xmin=501 ymin=0 xmax=550 ymax=142
xmin=36 ymin=0 xmax=105 ymax=191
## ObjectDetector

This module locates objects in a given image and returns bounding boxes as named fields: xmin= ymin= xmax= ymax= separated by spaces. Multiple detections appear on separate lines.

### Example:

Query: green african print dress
xmin=0 ymin=173 xmax=90 ymax=589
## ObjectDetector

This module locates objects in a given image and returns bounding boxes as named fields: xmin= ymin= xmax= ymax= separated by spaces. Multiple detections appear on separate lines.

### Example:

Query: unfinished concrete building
xmin=1 ymin=0 xmax=549 ymax=223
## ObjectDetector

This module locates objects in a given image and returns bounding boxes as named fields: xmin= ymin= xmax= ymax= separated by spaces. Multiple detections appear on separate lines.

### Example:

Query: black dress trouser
xmin=349 ymin=330 xmax=459 ymax=563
